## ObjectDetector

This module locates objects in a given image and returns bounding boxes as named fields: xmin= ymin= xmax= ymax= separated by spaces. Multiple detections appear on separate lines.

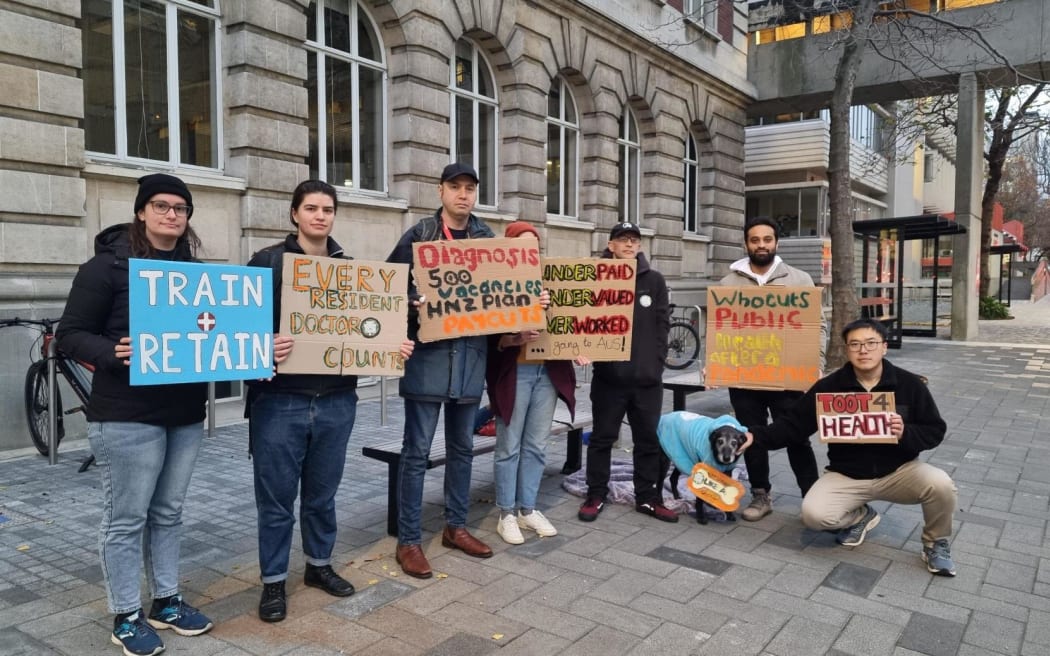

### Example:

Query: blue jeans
xmin=88 ymin=421 xmax=204 ymax=614
xmin=250 ymin=390 xmax=357 ymax=583
xmin=397 ymin=399 xmax=478 ymax=544
xmin=494 ymin=364 xmax=558 ymax=513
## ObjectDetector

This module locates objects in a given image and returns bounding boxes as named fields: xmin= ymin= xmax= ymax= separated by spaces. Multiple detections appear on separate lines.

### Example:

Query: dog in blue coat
xmin=657 ymin=412 xmax=748 ymax=524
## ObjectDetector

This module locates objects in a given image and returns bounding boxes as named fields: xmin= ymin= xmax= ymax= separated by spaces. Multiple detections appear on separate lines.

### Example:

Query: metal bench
xmin=662 ymin=371 xmax=707 ymax=411
xmin=362 ymin=406 xmax=592 ymax=536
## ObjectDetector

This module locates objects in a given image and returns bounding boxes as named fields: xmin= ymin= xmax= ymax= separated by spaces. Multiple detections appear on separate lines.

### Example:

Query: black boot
xmin=304 ymin=564 xmax=355 ymax=597
xmin=258 ymin=581 xmax=286 ymax=622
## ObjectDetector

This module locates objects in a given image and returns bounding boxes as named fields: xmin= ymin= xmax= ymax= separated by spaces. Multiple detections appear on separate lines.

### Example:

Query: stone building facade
xmin=0 ymin=0 xmax=752 ymax=451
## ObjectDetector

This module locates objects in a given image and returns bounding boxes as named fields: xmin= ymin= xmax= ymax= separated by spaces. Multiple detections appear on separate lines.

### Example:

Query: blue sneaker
xmin=112 ymin=611 xmax=164 ymax=656
xmin=147 ymin=594 xmax=214 ymax=636
xmin=922 ymin=538 xmax=957 ymax=576
xmin=836 ymin=504 xmax=880 ymax=547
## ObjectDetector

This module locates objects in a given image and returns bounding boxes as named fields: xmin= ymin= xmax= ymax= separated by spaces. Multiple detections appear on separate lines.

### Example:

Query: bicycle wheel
xmin=24 ymin=360 xmax=64 ymax=456
xmin=665 ymin=321 xmax=700 ymax=370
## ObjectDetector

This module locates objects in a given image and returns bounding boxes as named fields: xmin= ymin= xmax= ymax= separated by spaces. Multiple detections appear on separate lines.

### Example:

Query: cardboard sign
xmin=412 ymin=236 xmax=545 ymax=342
xmin=705 ymin=286 xmax=822 ymax=391
xmin=816 ymin=391 xmax=898 ymax=443
xmin=278 ymin=254 xmax=409 ymax=377
xmin=526 ymin=257 xmax=636 ymax=361
xmin=686 ymin=463 xmax=745 ymax=512
xmin=128 ymin=259 xmax=273 ymax=385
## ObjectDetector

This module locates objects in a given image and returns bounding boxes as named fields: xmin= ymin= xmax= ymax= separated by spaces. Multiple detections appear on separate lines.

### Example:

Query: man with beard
xmin=717 ymin=216 xmax=827 ymax=521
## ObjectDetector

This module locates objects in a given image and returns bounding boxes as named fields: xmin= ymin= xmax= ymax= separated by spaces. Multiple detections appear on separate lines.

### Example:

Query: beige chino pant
xmin=801 ymin=460 xmax=957 ymax=546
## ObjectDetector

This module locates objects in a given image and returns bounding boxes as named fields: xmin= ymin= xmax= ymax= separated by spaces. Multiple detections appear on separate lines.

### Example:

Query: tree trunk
xmin=826 ymin=0 xmax=879 ymax=370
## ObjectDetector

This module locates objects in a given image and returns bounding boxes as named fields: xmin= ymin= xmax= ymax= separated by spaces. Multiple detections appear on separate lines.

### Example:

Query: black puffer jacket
xmin=56 ymin=224 xmax=207 ymax=425
xmin=591 ymin=251 xmax=670 ymax=387
xmin=750 ymin=359 xmax=946 ymax=479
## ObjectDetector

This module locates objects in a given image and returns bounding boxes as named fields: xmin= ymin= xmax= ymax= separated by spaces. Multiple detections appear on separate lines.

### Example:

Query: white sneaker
xmin=518 ymin=510 xmax=557 ymax=537
xmin=497 ymin=513 xmax=524 ymax=544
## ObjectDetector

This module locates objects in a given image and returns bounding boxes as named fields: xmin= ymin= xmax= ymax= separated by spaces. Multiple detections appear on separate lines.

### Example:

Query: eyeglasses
xmin=148 ymin=200 xmax=192 ymax=217
xmin=846 ymin=339 xmax=885 ymax=352
xmin=614 ymin=236 xmax=641 ymax=245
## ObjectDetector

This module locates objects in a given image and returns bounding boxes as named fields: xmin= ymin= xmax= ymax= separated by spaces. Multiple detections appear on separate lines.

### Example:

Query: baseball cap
xmin=609 ymin=221 xmax=641 ymax=240
xmin=440 ymin=162 xmax=479 ymax=184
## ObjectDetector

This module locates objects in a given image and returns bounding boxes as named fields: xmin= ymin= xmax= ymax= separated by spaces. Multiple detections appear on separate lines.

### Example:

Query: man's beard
xmin=748 ymin=249 xmax=775 ymax=267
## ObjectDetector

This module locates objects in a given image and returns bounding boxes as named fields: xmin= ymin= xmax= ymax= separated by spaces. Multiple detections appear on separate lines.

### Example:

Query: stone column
xmin=951 ymin=72 xmax=982 ymax=340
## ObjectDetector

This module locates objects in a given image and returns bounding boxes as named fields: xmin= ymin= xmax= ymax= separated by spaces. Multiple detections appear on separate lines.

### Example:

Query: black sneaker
xmin=112 ymin=611 xmax=164 ymax=656
xmin=304 ymin=564 xmax=355 ymax=597
xmin=258 ymin=581 xmax=287 ymax=623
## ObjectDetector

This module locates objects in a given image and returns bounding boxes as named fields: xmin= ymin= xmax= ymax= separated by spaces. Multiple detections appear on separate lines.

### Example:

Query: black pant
xmin=586 ymin=378 xmax=664 ymax=504
xmin=729 ymin=388 xmax=818 ymax=495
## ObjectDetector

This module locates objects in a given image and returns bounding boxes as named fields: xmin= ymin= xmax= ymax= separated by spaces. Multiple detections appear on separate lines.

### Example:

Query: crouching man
xmin=739 ymin=318 xmax=958 ymax=576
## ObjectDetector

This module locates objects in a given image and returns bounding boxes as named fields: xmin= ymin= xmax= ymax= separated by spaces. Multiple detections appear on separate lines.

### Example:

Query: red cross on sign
xmin=196 ymin=312 xmax=217 ymax=331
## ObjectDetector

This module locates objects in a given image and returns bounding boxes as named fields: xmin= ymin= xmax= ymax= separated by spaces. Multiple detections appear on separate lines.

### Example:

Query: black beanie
xmin=134 ymin=174 xmax=193 ymax=218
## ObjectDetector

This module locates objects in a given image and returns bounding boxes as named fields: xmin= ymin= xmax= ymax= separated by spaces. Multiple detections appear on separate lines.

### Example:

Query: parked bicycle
xmin=665 ymin=304 xmax=701 ymax=370
xmin=0 ymin=317 xmax=94 ymax=466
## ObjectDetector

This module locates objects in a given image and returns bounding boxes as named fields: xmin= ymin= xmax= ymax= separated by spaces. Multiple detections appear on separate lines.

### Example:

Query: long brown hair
xmin=128 ymin=216 xmax=202 ymax=259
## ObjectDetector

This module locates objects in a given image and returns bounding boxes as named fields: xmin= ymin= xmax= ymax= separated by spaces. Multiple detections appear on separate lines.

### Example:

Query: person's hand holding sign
xmin=273 ymin=334 xmax=294 ymax=364
xmin=115 ymin=336 xmax=133 ymax=366
xmin=888 ymin=412 xmax=903 ymax=439
xmin=400 ymin=339 xmax=415 ymax=360
xmin=498 ymin=330 xmax=540 ymax=351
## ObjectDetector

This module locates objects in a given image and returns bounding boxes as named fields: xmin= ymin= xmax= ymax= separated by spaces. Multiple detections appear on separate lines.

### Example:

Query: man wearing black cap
xmin=386 ymin=163 xmax=496 ymax=578
xmin=578 ymin=221 xmax=674 ymax=523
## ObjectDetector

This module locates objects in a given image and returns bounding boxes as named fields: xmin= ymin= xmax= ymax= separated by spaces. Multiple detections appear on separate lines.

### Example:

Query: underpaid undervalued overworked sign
xmin=129 ymin=259 xmax=273 ymax=385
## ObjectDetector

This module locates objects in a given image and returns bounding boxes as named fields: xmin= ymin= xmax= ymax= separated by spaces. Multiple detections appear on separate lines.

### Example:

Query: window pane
xmin=628 ymin=148 xmax=639 ymax=221
xmin=454 ymin=40 xmax=472 ymax=90
xmin=685 ymin=162 xmax=697 ymax=232
xmin=477 ymin=56 xmax=494 ymax=98
xmin=564 ymin=129 xmax=577 ymax=217
xmin=628 ymin=112 xmax=638 ymax=143
xmin=800 ymin=187 xmax=820 ymax=236
xmin=357 ymin=4 xmax=380 ymax=61
xmin=307 ymin=52 xmax=321 ymax=179
xmin=478 ymin=103 xmax=496 ymax=205
xmin=326 ymin=58 xmax=353 ymax=187
xmin=546 ymin=123 xmax=561 ymax=214
xmin=358 ymin=65 xmax=383 ymax=190
xmin=455 ymin=96 xmax=473 ymax=167
xmin=307 ymin=2 xmax=318 ymax=42
xmin=618 ymin=144 xmax=627 ymax=214
xmin=178 ymin=9 xmax=215 ymax=167
xmin=324 ymin=0 xmax=351 ymax=53
xmin=564 ymin=86 xmax=577 ymax=124
xmin=686 ymin=135 xmax=697 ymax=161
xmin=548 ymin=83 xmax=559 ymax=118
xmin=124 ymin=0 xmax=169 ymax=161
xmin=83 ymin=0 xmax=115 ymax=154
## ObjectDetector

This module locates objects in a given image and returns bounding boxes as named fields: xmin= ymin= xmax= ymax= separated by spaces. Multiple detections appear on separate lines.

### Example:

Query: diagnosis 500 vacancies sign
xmin=128 ymin=260 xmax=274 ymax=385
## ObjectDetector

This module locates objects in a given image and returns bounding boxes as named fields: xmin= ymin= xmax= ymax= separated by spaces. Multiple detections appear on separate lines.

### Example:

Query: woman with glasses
xmin=57 ymin=174 xmax=214 ymax=656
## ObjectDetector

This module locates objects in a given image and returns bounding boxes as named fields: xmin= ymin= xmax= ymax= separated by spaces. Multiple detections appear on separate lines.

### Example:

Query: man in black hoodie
xmin=578 ymin=222 xmax=674 ymax=523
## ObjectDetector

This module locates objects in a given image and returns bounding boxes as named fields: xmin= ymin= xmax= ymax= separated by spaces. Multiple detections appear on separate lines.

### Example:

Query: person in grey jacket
xmin=386 ymin=163 xmax=495 ymax=578
xmin=718 ymin=216 xmax=827 ymax=521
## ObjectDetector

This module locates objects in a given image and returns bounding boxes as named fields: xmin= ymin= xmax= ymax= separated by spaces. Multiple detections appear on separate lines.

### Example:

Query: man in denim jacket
xmin=386 ymin=163 xmax=495 ymax=578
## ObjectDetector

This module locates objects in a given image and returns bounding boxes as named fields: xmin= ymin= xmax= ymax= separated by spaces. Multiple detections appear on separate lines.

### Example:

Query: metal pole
xmin=380 ymin=376 xmax=388 ymax=426
xmin=207 ymin=382 xmax=216 ymax=438
xmin=47 ymin=338 xmax=58 ymax=466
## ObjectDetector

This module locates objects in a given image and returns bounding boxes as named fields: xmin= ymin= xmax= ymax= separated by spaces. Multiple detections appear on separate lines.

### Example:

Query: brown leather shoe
xmin=395 ymin=544 xmax=433 ymax=579
xmin=441 ymin=526 xmax=493 ymax=558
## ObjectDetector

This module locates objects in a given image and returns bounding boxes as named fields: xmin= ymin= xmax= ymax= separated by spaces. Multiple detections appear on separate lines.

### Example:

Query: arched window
xmin=683 ymin=134 xmax=699 ymax=233
xmin=83 ymin=0 xmax=222 ymax=168
xmin=618 ymin=108 xmax=641 ymax=223
xmin=546 ymin=79 xmax=579 ymax=218
xmin=306 ymin=0 xmax=386 ymax=191
xmin=450 ymin=39 xmax=498 ymax=206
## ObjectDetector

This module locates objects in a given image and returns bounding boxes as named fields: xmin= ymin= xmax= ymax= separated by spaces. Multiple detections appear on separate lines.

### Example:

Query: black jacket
xmin=751 ymin=359 xmax=946 ymax=479
xmin=56 ymin=224 xmax=207 ymax=425
xmin=245 ymin=233 xmax=358 ymax=398
xmin=592 ymin=251 xmax=670 ymax=387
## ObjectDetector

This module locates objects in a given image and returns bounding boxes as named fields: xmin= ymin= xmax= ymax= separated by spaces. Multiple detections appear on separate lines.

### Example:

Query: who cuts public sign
xmin=704 ymin=286 xmax=822 ymax=391
xmin=128 ymin=260 xmax=273 ymax=385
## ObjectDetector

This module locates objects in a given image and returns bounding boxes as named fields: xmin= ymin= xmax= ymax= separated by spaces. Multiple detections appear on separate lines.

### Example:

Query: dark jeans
xmin=586 ymin=377 xmax=664 ymax=504
xmin=250 ymin=390 xmax=357 ymax=583
xmin=729 ymin=387 xmax=818 ymax=495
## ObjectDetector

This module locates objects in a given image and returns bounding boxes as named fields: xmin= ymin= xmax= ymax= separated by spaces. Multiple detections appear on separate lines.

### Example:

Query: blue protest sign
xmin=129 ymin=259 xmax=273 ymax=385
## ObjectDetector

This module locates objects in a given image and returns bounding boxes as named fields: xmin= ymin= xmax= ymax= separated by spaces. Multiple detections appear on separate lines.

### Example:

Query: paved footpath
xmin=0 ymin=302 xmax=1048 ymax=656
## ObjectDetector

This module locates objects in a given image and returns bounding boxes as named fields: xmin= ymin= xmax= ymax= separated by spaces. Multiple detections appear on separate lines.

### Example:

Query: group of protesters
xmin=57 ymin=164 xmax=958 ymax=656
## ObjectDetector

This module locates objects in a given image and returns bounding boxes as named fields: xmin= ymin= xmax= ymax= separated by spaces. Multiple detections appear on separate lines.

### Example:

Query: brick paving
xmin=0 ymin=301 xmax=1048 ymax=655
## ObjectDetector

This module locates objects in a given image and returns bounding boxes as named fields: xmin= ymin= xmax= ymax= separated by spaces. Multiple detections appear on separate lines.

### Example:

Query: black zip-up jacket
xmin=245 ymin=233 xmax=358 ymax=398
xmin=592 ymin=251 xmax=670 ymax=387
xmin=750 ymin=359 xmax=946 ymax=479
xmin=56 ymin=224 xmax=207 ymax=425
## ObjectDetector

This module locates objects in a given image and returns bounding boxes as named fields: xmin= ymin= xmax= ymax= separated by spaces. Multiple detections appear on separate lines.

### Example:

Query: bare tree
xmin=999 ymin=154 xmax=1050 ymax=257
